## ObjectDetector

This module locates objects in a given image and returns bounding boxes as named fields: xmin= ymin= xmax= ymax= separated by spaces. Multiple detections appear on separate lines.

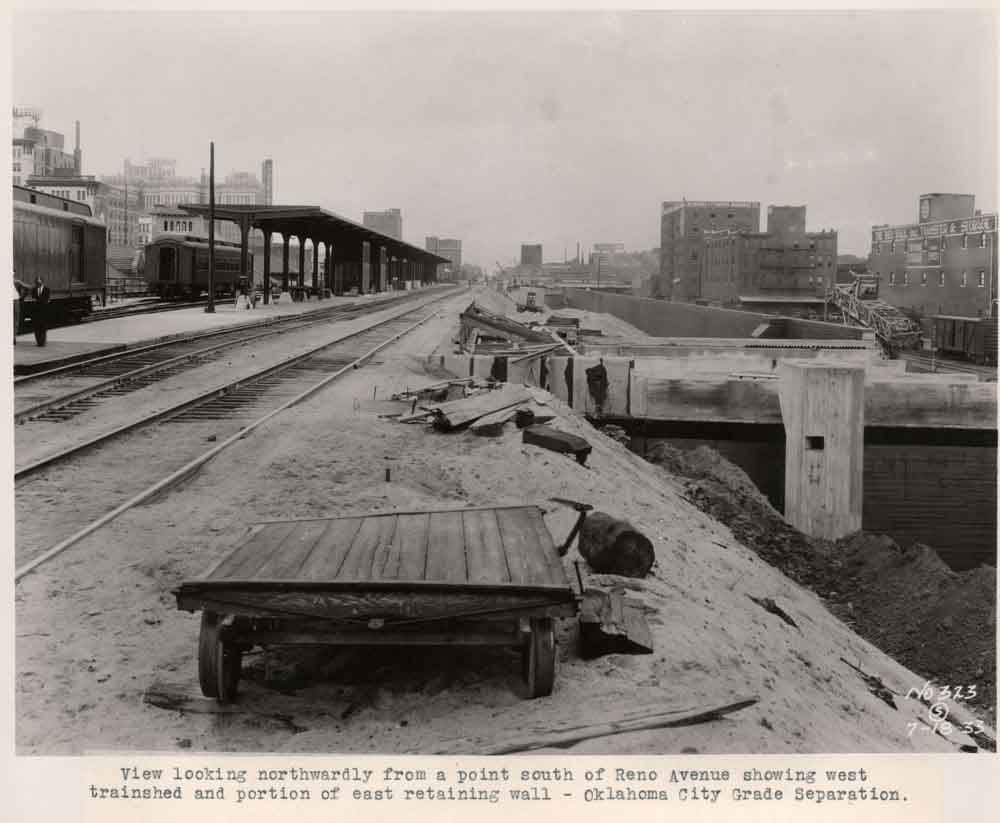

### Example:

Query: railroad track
xmin=85 ymin=298 xmax=210 ymax=322
xmin=900 ymin=351 xmax=997 ymax=380
xmin=15 ymin=288 xmax=459 ymax=580
xmin=14 ymin=288 xmax=448 ymax=421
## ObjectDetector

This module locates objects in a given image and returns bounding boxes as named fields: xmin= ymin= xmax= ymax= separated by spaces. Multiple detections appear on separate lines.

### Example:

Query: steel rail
xmin=15 ymin=289 xmax=455 ymax=481
xmin=14 ymin=286 xmax=448 ymax=385
xmin=15 ymin=299 xmax=403 ymax=424
xmin=14 ymin=295 xmax=452 ymax=581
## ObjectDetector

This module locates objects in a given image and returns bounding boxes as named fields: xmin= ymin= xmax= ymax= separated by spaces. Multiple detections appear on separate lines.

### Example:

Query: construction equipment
xmin=827 ymin=273 xmax=922 ymax=356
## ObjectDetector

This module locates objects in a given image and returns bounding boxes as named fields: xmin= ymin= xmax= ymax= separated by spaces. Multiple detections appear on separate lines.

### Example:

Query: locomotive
xmin=13 ymin=185 xmax=107 ymax=327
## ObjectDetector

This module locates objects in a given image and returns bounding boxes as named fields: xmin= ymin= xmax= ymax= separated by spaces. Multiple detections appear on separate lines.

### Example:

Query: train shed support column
xmin=361 ymin=241 xmax=371 ymax=294
xmin=380 ymin=246 xmax=387 ymax=292
xmin=777 ymin=361 xmax=864 ymax=540
xmin=281 ymin=233 xmax=290 ymax=292
xmin=323 ymin=244 xmax=331 ymax=298
xmin=298 ymin=237 xmax=306 ymax=290
xmin=238 ymin=217 xmax=250 ymax=296
xmin=262 ymin=230 xmax=272 ymax=305
xmin=312 ymin=241 xmax=319 ymax=295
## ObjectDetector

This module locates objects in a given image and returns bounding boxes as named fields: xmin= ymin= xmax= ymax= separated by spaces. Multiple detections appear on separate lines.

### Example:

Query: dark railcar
xmin=142 ymin=235 xmax=249 ymax=300
xmin=931 ymin=314 xmax=998 ymax=365
xmin=13 ymin=185 xmax=107 ymax=326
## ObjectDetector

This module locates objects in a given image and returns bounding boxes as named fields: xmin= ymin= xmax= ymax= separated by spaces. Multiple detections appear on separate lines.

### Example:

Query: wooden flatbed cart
xmin=174 ymin=505 xmax=580 ymax=703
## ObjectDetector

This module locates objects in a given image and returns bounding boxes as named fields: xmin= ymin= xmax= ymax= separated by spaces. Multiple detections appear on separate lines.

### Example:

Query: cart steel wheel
xmin=197 ymin=611 xmax=221 ymax=698
xmin=216 ymin=638 xmax=242 ymax=704
xmin=524 ymin=618 xmax=556 ymax=698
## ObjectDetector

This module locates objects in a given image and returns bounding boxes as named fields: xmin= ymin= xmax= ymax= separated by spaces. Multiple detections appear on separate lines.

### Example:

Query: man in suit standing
xmin=31 ymin=277 xmax=51 ymax=347
xmin=12 ymin=277 xmax=23 ymax=345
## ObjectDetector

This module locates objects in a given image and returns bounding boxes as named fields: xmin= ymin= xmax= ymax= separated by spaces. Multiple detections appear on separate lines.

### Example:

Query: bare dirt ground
xmin=14 ymin=288 xmax=992 ymax=755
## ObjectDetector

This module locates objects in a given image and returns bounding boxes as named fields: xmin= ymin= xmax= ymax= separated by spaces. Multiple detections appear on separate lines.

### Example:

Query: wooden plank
xmin=369 ymin=515 xmax=401 ymax=580
xmin=436 ymin=696 xmax=760 ymax=755
xmin=392 ymin=513 xmax=431 ymax=581
xmin=469 ymin=401 xmax=529 ymax=435
xmin=295 ymin=516 xmax=365 ymax=581
xmin=425 ymin=511 xmax=469 ymax=583
xmin=425 ymin=385 xmax=533 ymax=429
xmin=463 ymin=508 xmax=511 ymax=584
xmin=252 ymin=519 xmax=335 ymax=580
xmin=250 ymin=503 xmax=539 ymax=524
xmin=200 ymin=524 xmax=264 ymax=578
xmin=496 ymin=507 xmax=549 ymax=586
xmin=208 ymin=521 xmax=299 ymax=580
xmin=338 ymin=515 xmax=400 ymax=579
xmin=516 ymin=506 xmax=567 ymax=586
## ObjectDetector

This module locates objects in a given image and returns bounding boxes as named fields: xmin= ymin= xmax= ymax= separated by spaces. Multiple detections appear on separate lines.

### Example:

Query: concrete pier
xmin=778 ymin=362 xmax=865 ymax=540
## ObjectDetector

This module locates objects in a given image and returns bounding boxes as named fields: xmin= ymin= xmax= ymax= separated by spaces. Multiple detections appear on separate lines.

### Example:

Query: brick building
xmin=363 ymin=209 xmax=402 ymax=240
xmin=700 ymin=205 xmax=837 ymax=311
xmin=658 ymin=200 xmax=760 ymax=300
xmin=520 ymin=244 xmax=543 ymax=266
xmin=869 ymin=193 xmax=997 ymax=317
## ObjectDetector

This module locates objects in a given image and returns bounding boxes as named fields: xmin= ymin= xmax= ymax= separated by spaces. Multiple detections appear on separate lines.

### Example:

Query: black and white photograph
xmin=5 ymin=3 xmax=998 ymax=789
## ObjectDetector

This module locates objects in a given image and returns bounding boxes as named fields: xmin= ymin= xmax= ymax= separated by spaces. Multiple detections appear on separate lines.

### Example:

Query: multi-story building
xmin=700 ymin=205 xmax=837 ymax=311
xmin=12 ymin=106 xmax=80 ymax=185
xmin=425 ymin=236 xmax=461 ymax=267
xmin=425 ymin=236 xmax=462 ymax=279
xmin=658 ymin=199 xmax=760 ymax=300
xmin=262 ymin=159 xmax=274 ymax=206
xmin=103 ymin=158 xmax=270 ymax=245
xmin=869 ymin=194 xmax=997 ymax=317
xmin=25 ymin=173 xmax=140 ymax=247
xmin=520 ymin=244 xmax=543 ymax=266
xmin=148 ymin=206 xmax=206 ymax=241
xmin=363 ymin=209 xmax=402 ymax=240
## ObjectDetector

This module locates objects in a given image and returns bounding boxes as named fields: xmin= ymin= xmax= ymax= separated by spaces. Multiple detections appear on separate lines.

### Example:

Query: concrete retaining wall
xmin=429 ymin=353 xmax=996 ymax=429
xmin=636 ymin=436 xmax=996 ymax=570
xmin=564 ymin=288 xmax=866 ymax=341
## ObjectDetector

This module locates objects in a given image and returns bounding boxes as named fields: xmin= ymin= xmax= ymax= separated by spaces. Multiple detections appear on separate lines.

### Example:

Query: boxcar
xmin=13 ymin=185 xmax=107 ymax=326
xmin=143 ymin=235 xmax=249 ymax=300
xmin=931 ymin=314 xmax=998 ymax=365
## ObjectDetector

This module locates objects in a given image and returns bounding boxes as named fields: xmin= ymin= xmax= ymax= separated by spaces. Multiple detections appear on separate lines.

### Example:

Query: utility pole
xmin=206 ymin=141 xmax=216 ymax=314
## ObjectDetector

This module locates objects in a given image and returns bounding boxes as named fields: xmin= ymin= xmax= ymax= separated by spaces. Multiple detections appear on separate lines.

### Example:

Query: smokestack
xmin=73 ymin=120 xmax=82 ymax=174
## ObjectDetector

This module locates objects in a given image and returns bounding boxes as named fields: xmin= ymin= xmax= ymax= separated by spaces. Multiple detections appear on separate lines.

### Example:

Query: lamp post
xmin=206 ymin=141 xmax=215 ymax=314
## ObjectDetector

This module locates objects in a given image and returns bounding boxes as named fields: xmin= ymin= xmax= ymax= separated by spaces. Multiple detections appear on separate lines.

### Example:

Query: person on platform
xmin=30 ymin=277 xmax=51 ymax=347
xmin=12 ymin=277 xmax=24 ymax=345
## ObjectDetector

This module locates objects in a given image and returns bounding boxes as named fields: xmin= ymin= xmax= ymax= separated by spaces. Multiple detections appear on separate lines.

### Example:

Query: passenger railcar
xmin=931 ymin=314 xmax=998 ymax=366
xmin=143 ymin=235 xmax=249 ymax=300
xmin=13 ymin=185 xmax=107 ymax=326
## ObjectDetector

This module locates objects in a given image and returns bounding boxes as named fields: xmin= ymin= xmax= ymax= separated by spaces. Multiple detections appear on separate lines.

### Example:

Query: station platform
xmin=13 ymin=291 xmax=415 ymax=375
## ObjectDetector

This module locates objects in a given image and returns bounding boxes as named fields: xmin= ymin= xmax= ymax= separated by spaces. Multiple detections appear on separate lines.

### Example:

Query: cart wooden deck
xmin=175 ymin=504 xmax=579 ymax=703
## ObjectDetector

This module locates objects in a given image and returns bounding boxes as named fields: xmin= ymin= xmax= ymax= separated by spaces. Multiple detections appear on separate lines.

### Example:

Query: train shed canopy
xmin=179 ymin=203 xmax=451 ymax=265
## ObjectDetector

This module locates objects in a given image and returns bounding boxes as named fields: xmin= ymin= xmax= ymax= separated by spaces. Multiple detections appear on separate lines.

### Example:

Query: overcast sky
xmin=12 ymin=10 xmax=997 ymax=267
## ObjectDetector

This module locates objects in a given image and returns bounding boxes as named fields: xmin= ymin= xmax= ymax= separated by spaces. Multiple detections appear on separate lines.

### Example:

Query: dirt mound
xmin=646 ymin=443 xmax=997 ymax=723
xmin=647 ymin=443 xmax=831 ymax=591
xmin=836 ymin=534 xmax=996 ymax=722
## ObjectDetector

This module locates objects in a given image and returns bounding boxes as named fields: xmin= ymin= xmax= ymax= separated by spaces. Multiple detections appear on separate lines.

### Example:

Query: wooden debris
xmin=397 ymin=410 xmax=435 ymax=424
xmin=748 ymin=595 xmax=800 ymax=629
xmin=840 ymin=658 xmax=898 ymax=710
xmin=578 ymin=511 xmax=655 ymax=578
xmin=469 ymin=402 xmax=530 ymax=436
xmin=514 ymin=402 xmax=557 ymax=428
xmin=522 ymin=424 xmax=591 ymax=465
xmin=425 ymin=385 xmax=534 ymax=430
xmin=578 ymin=587 xmax=654 ymax=659
xmin=509 ymin=344 xmax=562 ymax=363
xmin=435 ymin=696 xmax=760 ymax=755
